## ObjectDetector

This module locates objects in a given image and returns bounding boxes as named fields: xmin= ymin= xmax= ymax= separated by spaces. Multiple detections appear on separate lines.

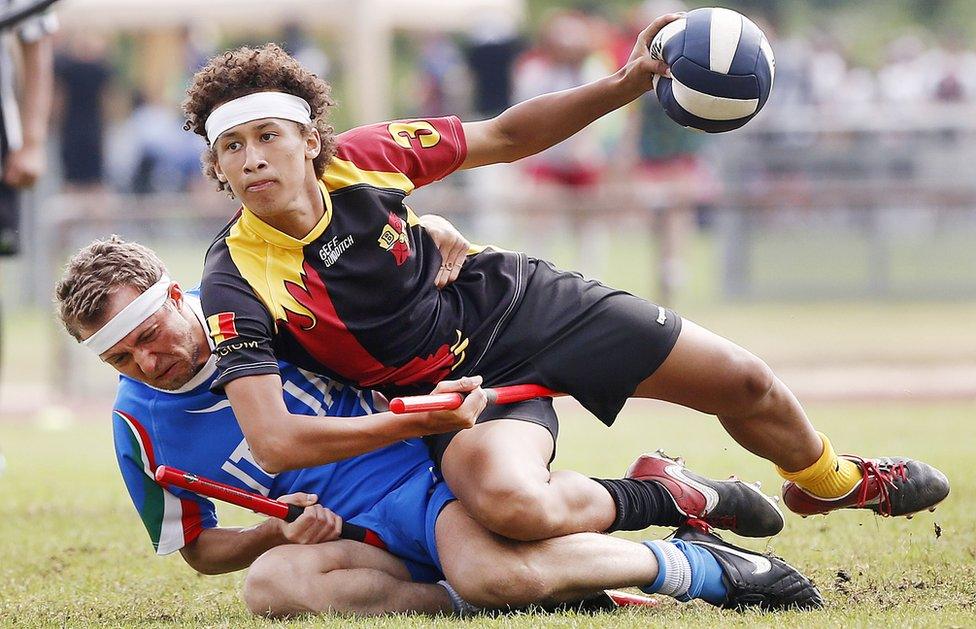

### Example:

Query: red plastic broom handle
xmin=389 ymin=384 xmax=563 ymax=414
xmin=155 ymin=464 xmax=290 ymax=519
xmin=153 ymin=465 xmax=385 ymax=548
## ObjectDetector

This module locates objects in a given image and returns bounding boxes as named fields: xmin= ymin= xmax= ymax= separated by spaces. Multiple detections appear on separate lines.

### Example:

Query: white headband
xmin=205 ymin=92 xmax=312 ymax=144
xmin=83 ymin=275 xmax=172 ymax=355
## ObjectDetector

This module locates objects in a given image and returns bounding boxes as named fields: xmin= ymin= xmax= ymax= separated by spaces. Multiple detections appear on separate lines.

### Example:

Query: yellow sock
xmin=777 ymin=433 xmax=862 ymax=499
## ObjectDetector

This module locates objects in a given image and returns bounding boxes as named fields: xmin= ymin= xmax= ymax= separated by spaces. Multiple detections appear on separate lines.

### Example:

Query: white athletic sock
xmin=437 ymin=580 xmax=480 ymax=617
xmin=647 ymin=540 xmax=692 ymax=598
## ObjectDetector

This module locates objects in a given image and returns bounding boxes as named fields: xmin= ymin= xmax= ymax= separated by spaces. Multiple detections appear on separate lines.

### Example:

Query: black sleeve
xmin=200 ymin=243 xmax=280 ymax=393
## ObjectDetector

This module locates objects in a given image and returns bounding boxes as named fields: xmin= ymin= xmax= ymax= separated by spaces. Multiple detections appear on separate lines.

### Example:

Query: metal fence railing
xmin=23 ymin=102 xmax=976 ymax=397
xmin=710 ymin=102 xmax=976 ymax=299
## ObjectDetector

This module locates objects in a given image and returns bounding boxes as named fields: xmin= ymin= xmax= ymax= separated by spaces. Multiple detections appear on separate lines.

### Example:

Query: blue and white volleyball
xmin=650 ymin=7 xmax=775 ymax=132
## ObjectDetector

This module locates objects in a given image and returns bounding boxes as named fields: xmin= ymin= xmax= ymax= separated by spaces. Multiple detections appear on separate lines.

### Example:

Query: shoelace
xmin=853 ymin=457 xmax=908 ymax=516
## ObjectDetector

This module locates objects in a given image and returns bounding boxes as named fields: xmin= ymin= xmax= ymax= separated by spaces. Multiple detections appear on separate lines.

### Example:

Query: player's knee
xmin=737 ymin=353 xmax=775 ymax=402
xmin=467 ymin=481 xmax=558 ymax=541
xmin=244 ymin=546 xmax=338 ymax=618
xmin=720 ymin=349 xmax=776 ymax=417
xmin=244 ymin=549 xmax=293 ymax=617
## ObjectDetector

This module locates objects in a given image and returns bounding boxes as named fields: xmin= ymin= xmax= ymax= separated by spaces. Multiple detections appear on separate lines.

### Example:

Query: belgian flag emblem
xmin=207 ymin=312 xmax=239 ymax=345
xmin=377 ymin=211 xmax=410 ymax=266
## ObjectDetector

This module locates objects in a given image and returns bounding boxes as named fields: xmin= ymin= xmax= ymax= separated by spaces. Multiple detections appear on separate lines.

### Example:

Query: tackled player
xmin=55 ymin=236 xmax=823 ymax=616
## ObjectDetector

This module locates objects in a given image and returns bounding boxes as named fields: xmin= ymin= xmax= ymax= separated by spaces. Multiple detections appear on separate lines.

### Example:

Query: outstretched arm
xmin=460 ymin=13 xmax=679 ymax=169
xmin=225 ymin=374 xmax=487 ymax=473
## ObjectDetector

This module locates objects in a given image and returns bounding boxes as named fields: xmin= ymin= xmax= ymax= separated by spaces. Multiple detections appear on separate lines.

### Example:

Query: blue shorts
xmin=347 ymin=466 xmax=456 ymax=583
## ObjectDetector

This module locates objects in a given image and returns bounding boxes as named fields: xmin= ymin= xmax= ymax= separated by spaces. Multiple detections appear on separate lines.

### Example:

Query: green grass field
xmin=6 ymin=226 xmax=975 ymax=626
xmin=1 ymin=399 xmax=973 ymax=628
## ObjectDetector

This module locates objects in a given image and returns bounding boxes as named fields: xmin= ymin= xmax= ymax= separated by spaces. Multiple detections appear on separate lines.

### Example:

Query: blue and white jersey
xmin=112 ymin=294 xmax=437 ymax=557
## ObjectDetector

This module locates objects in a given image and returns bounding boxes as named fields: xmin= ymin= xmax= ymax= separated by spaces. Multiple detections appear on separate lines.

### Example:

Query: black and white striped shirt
xmin=0 ymin=0 xmax=58 ymax=171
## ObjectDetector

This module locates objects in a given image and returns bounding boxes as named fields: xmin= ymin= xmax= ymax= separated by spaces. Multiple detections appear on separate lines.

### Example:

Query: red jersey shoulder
xmin=334 ymin=116 xmax=467 ymax=188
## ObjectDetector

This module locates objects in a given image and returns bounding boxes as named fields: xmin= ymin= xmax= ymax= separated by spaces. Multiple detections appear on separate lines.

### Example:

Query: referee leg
xmin=439 ymin=419 xmax=615 ymax=542
xmin=0 ymin=182 xmax=20 ymax=424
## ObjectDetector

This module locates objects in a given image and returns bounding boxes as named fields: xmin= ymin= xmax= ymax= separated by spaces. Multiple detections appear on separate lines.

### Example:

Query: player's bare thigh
xmin=633 ymin=318 xmax=776 ymax=415
xmin=438 ymin=417 xmax=616 ymax=540
xmin=244 ymin=539 xmax=414 ymax=613
xmin=434 ymin=500 xmax=549 ymax=607
xmin=257 ymin=538 xmax=413 ymax=578
xmin=439 ymin=420 xmax=554 ymax=517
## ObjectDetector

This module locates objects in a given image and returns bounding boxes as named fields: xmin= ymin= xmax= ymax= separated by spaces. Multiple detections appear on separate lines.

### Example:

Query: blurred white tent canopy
xmin=57 ymin=0 xmax=524 ymax=123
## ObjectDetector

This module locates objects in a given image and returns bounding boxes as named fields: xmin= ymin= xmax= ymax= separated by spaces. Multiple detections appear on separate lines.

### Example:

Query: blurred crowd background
xmin=3 ymin=0 xmax=976 ymax=405
xmin=44 ymin=0 xmax=976 ymax=197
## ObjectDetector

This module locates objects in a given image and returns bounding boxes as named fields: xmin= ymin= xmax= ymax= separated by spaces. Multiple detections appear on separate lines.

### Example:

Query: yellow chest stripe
xmin=227 ymin=221 xmax=316 ymax=332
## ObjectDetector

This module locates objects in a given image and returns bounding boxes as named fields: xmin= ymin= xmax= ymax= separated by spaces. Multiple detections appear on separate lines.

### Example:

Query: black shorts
xmin=469 ymin=256 xmax=681 ymax=423
xmin=425 ymin=397 xmax=558 ymax=468
xmin=0 ymin=182 xmax=20 ymax=257
xmin=431 ymin=256 xmax=682 ymax=461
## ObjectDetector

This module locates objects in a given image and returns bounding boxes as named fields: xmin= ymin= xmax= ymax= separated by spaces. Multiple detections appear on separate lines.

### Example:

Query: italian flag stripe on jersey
xmin=114 ymin=410 xmax=204 ymax=554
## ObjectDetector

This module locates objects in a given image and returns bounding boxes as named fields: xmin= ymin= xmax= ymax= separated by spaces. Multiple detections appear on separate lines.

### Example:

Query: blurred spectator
xmin=415 ymin=32 xmax=468 ymax=117
xmin=282 ymin=24 xmax=330 ymax=79
xmin=806 ymin=32 xmax=848 ymax=106
xmin=55 ymin=34 xmax=112 ymax=192
xmin=464 ymin=9 xmax=522 ymax=118
xmin=457 ymin=10 xmax=523 ymax=250
xmin=513 ymin=10 xmax=615 ymax=187
xmin=510 ymin=10 xmax=624 ymax=275
xmin=0 ymin=0 xmax=58 ymax=468
xmin=580 ymin=7 xmax=628 ymax=158
xmin=0 ymin=0 xmax=57 ymax=254
xmin=766 ymin=35 xmax=813 ymax=108
xmin=180 ymin=22 xmax=219 ymax=76
xmin=803 ymin=32 xmax=876 ymax=112
xmin=877 ymin=35 xmax=930 ymax=104
xmin=625 ymin=0 xmax=717 ymax=301
xmin=930 ymin=32 xmax=976 ymax=103
xmin=112 ymin=91 xmax=203 ymax=194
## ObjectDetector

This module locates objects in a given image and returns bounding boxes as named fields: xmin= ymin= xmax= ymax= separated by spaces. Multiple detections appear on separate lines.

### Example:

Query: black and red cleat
xmin=626 ymin=451 xmax=785 ymax=538
xmin=782 ymin=456 xmax=950 ymax=518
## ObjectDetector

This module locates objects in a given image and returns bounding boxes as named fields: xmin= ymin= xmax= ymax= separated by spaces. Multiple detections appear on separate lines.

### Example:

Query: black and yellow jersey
xmin=201 ymin=116 xmax=526 ymax=396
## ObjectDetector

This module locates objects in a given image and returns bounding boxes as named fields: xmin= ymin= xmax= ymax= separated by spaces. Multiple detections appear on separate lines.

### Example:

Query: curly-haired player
xmin=187 ymin=15 xmax=948 ymax=549
xmin=183 ymin=46 xmax=338 ymax=195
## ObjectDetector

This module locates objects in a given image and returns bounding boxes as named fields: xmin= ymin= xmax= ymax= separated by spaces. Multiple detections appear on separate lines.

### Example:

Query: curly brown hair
xmin=182 ymin=43 xmax=337 ymax=195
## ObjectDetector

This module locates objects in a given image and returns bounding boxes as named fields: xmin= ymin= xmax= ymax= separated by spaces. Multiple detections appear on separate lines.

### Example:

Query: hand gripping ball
xmin=650 ymin=7 xmax=775 ymax=132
